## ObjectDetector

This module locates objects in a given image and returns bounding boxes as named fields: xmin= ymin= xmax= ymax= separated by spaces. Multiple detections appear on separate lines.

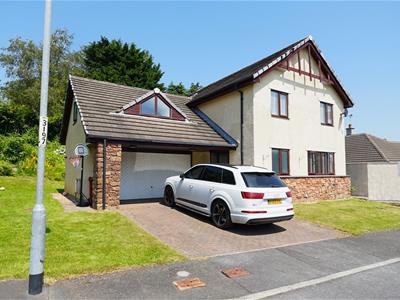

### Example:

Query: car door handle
xmin=189 ymin=185 xmax=193 ymax=189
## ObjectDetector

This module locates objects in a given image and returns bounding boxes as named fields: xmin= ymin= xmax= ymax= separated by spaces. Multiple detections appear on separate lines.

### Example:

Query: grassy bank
xmin=0 ymin=176 xmax=184 ymax=281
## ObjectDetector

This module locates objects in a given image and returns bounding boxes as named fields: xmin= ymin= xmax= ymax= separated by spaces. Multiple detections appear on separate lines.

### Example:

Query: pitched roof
xmin=345 ymin=133 xmax=400 ymax=163
xmin=60 ymin=75 xmax=237 ymax=149
xmin=189 ymin=36 xmax=354 ymax=108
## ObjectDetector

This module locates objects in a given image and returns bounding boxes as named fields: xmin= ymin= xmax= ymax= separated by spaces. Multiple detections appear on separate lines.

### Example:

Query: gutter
xmin=86 ymin=135 xmax=236 ymax=150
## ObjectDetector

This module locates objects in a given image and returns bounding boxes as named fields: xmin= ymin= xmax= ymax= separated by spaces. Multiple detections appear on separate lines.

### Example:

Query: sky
xmin=1 ymin=1 xmax=399 ymax=140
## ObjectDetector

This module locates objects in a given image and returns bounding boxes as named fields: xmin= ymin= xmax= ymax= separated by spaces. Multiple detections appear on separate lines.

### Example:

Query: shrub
xmin=18 ymin=141 xmax=65 ymax=181
xmin=0 ymin=131 xmax=65 ymax=180
xmin=0 ymin=160 xmax=14 ymax=176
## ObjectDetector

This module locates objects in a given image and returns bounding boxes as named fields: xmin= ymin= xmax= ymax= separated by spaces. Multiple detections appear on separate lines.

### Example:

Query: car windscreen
xmin=241 ymin=172 xmax=286 ymax=188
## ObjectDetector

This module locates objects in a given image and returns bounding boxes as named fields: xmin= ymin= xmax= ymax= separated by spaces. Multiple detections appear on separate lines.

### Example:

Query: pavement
xmin=1 ymin=230 xmax=400 ymax=300
xmin=118 ymin=202 xmax=344 ymax=257
xmin=51 ymin=193 xmax=93 ymax=213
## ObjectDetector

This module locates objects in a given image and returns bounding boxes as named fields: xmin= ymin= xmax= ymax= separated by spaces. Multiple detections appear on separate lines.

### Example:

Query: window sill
xmin=271 ymin=115 xmax=289 ymax=120
xmin=307 ymin=174 xmax=336 ymax=176
xmin=321 ymin=123 xmax=334 ymax=127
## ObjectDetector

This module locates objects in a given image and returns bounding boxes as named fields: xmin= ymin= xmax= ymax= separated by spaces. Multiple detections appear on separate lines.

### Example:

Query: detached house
xmin=60 ymin=36 xmax=353 ymax=209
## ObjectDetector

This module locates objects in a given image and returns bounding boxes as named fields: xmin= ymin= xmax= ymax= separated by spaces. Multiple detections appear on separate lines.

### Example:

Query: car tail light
xmin=287 ymin=208 xmax=294 ymax=211
xmin=241 ymin=210 xmax=267 ymax=214
xmin=286 ymin=191 xmax=292 ymax=198
xmin=241 ymin=192 xmax=264 ymax=199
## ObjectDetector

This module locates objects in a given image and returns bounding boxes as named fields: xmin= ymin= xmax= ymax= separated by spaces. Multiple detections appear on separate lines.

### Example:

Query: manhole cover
xmin=177 ymin=271 xmax=190 ymax=277
xmin=221 ymin=267 xmax=250 ymax=278
xmin=173 ymin=277 xmax=206 ymax=290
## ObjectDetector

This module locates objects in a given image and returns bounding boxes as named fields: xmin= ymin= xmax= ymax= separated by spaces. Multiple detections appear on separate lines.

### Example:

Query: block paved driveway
xmin=119 ymin=202 xmax=345 ymax=257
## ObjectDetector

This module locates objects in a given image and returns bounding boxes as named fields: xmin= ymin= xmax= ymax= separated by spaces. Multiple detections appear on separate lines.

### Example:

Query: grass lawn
xmin=295 ymin=198 xmax=400 ymax=235
xmin=0 ymin=176 xmax=184 ymax=282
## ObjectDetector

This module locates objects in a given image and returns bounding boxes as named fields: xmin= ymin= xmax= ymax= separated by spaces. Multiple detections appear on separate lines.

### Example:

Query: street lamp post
xmin=28 ymin=0 xmax=52 ymax=295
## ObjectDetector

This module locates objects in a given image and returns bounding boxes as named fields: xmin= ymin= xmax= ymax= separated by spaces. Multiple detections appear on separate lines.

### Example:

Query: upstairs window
xmin=320 ymin=102 xmax=333 ymax=126
xmin=308 ymin=151 xmax=335 ymax=175
xmin=271 ymin=90 xmax=288 ymax=118
xmin=140 ymin=95 xmax=171 ymax=118
xmin=73 ymin=102 xmax=78 ymax=125
xmin=124 ymin=92 xmax=186 ymax=121
xmin=272 ymin=148 xmax=290 ymax=175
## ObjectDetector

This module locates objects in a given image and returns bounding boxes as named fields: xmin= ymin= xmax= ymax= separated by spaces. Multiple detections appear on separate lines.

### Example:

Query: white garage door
xmin=120 ymin=152 xmax=191 ymax=200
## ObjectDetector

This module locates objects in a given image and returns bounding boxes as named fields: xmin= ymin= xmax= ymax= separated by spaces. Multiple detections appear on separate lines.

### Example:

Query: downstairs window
xmin=308 ymin=151 xmax=335 ymax=175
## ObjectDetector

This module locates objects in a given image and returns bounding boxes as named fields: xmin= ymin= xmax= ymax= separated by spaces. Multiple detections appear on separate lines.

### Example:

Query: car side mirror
xmin=179 ymin=174 xmax=184 ymax=179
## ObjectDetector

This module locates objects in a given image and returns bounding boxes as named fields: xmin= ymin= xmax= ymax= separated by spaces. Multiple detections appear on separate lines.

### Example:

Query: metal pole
xmin=28 ymin=0 xmax=52 ymax=295
xmin=79 ymin=156 xmax=84 ymax=206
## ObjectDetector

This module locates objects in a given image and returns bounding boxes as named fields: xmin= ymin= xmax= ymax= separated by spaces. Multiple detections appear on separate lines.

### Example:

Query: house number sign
xmin=38 ymin=116 xmax=48 ymax=147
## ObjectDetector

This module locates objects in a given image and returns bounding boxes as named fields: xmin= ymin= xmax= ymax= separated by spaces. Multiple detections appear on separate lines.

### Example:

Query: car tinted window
xmin=202 ymin=166 xmax=223 ymax=183
xmin=184 ymin=166 xmax=204 ymax=179
xmin=222 ymin=169 xmax=236 ymax=185
xmin=241 ymin=172 xmax=286 ymax=188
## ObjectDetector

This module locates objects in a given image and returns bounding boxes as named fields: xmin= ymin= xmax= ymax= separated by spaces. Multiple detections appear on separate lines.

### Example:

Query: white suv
xmin=163 ymin=164 xmax=294 ymax=229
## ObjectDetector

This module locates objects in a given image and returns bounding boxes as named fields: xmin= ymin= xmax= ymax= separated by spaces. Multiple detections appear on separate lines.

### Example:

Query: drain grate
xmin=173 ymin=277 xmax=206 ymax=291
xmin=221 ymin=267 xmax=250 ymax=278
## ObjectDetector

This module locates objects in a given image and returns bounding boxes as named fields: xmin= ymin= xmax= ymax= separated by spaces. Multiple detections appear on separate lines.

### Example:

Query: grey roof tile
xmin=62 ymin=75 xmax=236 ymax=148
xmin=345 ymin=133 xmax=400 ymax=163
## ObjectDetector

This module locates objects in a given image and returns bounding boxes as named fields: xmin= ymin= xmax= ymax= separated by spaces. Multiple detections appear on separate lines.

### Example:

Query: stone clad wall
xmin=92 ymin=142 xmax=122 ymax=209
xmin=281 ymin=176 xmax=351 ymax=203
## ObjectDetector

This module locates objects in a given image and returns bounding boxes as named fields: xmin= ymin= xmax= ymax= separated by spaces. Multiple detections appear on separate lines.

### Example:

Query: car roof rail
xmin=210 ymin=163 xmax=238 ymax=169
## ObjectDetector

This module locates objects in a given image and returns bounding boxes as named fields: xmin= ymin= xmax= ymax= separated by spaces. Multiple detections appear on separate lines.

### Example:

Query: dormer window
xmin=122 ymin=89 xmax=186 ymax=121
xmin=140 ymin=95 xmax=171 ymax=118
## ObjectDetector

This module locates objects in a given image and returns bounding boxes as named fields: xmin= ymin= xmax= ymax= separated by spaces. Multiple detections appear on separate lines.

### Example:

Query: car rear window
xmin=241 ymin=172 xmax=286 ymax=188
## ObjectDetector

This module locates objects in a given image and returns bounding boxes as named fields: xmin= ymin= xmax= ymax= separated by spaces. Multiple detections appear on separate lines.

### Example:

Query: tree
xmin=166 ymin=82 xmax=201 ymax=97
xmin=0 ymin=29 xmax=83 ymax=139
xmin=82 ymin=37 xmax=164 ymax=90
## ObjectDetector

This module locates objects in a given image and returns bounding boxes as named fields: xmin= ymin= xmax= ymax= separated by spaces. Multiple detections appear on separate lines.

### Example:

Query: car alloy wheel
xmin=211 ymin=200 xmax=232 ymax=229
xmin=163 ymin=186 xmax=175 ymax=207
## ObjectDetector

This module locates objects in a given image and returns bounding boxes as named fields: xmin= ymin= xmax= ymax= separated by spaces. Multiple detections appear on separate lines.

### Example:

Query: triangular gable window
xmin=123 ymin=91 xmax=186 ymax=121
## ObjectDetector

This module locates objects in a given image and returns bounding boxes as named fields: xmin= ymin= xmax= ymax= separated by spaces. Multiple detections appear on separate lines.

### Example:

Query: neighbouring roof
xmin=345 ymin=133 xmax=400 ymax=163
xmin=60 ymin=75 xmax=237 ymax=149
xmin=189 ymin=36 xmax=354 ymax=108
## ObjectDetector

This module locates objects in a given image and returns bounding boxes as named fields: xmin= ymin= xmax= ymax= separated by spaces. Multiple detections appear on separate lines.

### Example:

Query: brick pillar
xmin=92 ymin=142 xmax=122 ymax=209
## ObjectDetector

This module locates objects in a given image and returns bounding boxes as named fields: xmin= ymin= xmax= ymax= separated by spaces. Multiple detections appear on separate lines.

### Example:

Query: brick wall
xmin=281 ymin=176 xmax=351 ymax=203
xmin=92 ymin=142 xmax=122 ymax=209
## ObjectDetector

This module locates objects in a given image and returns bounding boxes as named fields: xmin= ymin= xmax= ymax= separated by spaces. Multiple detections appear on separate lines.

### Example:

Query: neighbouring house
xmin=345 ymin=129 xmax=400 ymax=201
xmin=60 ymin=36 xmax=353 ymax=209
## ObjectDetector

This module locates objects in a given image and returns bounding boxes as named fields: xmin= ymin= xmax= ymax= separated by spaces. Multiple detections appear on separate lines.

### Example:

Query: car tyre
xmin=211 ymin=200 xmax=233 ymax=229
xmin=163 ymin=186 xmax=175 ymax=207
